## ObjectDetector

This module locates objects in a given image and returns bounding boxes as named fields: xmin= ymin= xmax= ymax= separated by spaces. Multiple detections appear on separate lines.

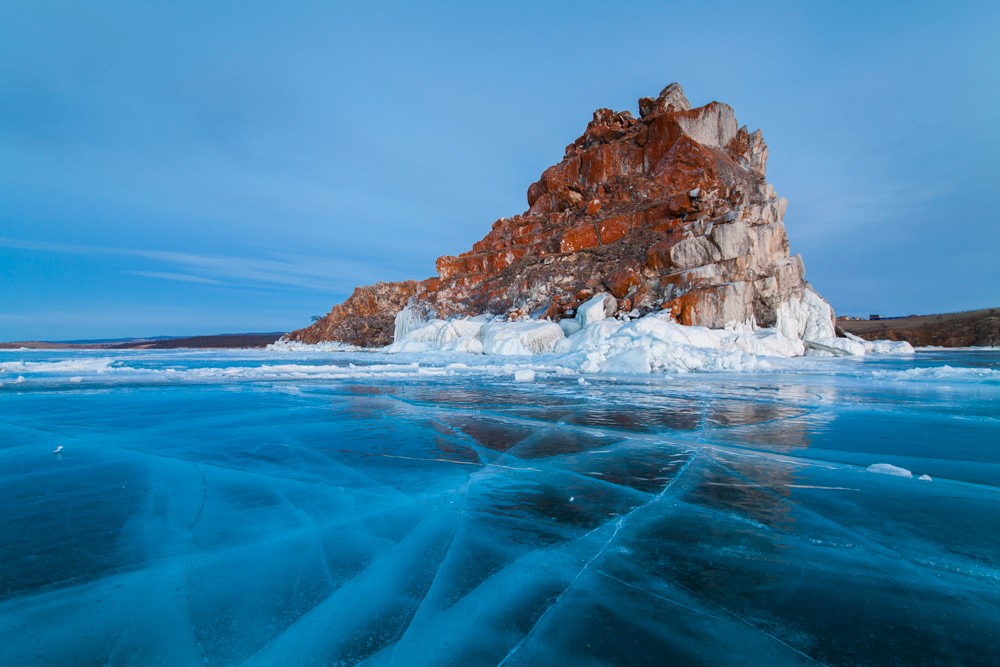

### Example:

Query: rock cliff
xmin=288 ymin=83 xmax=828 ymax=347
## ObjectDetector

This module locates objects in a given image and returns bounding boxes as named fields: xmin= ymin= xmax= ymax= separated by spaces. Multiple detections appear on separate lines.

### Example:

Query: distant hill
xmin=838 ymin=308 xmax=999 ymax=347
xmin=0 ymin=333 xmax=285 ymax=350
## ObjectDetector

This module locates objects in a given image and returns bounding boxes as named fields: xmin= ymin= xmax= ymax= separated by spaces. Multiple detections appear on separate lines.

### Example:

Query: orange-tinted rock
xmin=288 ymin=83 xmax=822 ymax=346
xmin=559 ymin=223 xmax=599 ymax=253
xmin=605 ymin=267 xmax=641 ymax=298
xmin=435 ymin=255 xmax=461 ymax=279
xmin=598 ymin=214 xmax=637 ymax=245
xmin=645 ymin=241 xmax=675 ymax=271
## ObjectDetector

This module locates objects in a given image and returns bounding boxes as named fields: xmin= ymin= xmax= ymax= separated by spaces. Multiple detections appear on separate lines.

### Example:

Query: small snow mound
xmin=482 ymin=321 xmax=564 ymax=355
xmin=841 ymin=331 xmax=915 ymax=355
xmin=867 ymin=340 xmax=915 ymax=354
xmin=918 ymin=474 xmax=933 ymax=481
xmin=804 ymin=337 xmax=866 ymax=357
xmin=513 ymin=369 xmax=536 ymax=383
xmin=866 ymin=463 xmax=913 ymax=478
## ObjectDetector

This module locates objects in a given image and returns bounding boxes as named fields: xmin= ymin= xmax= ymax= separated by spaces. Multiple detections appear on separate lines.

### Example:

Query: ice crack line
xmin=498 ymin=515 xmax=629 ymax=666
xmin=644 ymin=563 xmax=830 ymax=667
xmin=499 ymin=450 xmax=700 ymax=665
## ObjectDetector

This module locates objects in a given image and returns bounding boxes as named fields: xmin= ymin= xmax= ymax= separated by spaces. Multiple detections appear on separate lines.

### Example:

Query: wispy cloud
xmin=0 ymin=236 xmax=397 ymax=293
xmin=126 ymin=270 xmax=224 ymax=285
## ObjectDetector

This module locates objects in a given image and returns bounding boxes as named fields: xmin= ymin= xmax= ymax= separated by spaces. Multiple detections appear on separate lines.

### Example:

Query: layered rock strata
xmin=289 ymin=83 xmax=829 ymax=347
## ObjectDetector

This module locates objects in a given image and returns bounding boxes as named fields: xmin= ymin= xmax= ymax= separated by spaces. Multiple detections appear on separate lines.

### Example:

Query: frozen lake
xmin=1 ymin=347 xmax=998 ymax=665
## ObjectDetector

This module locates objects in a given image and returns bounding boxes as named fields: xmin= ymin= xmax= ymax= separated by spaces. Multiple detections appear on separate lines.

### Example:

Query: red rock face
xmin=288 ymin=83 xmax=814 ymax=346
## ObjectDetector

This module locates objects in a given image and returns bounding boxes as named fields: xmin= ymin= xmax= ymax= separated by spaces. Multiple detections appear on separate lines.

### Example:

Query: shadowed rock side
xmin=288 ymin=83 xmax=825 ymax=347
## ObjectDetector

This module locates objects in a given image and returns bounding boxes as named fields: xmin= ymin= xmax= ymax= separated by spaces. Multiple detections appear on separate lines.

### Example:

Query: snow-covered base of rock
xmin=385 ymin=291 xmax=914 ymax=374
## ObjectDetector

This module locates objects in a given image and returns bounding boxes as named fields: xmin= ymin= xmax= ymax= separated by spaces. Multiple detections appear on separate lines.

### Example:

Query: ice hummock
xmin=385 ymin=290 xmax=914 ymax=374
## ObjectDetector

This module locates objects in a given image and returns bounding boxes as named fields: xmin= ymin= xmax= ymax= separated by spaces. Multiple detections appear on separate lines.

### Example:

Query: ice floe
xmin=872 ymin=365 xmax=999 ymax=382
xmin=266 ymin=340 xmax=364 ymax=353
xmin=0 ymin=358 xmax=116 ymax=373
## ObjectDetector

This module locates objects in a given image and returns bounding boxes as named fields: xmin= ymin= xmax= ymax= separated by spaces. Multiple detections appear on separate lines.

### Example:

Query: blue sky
xmin=1 ymin=1 xmax=997 ymax=340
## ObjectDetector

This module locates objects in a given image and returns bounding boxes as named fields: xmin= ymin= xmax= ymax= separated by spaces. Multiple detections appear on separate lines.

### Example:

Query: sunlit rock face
xmin=289 ymin=83 xmax=827 ymax=347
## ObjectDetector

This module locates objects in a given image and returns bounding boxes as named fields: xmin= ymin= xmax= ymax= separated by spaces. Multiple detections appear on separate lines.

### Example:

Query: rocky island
xmin=286 ymin=84 xmax=894 ymax=359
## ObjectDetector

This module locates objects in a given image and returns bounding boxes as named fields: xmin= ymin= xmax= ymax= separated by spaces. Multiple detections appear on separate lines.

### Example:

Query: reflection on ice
xmin=0 ymin=348 xmax=998 ymax=665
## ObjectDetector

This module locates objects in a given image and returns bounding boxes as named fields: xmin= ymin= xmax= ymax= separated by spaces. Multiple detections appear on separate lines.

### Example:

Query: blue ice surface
xmin=0 ymin=347 xmax=998 ymax=665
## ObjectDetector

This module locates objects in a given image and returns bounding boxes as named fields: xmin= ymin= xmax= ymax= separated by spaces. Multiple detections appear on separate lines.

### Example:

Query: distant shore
xmin=838 ymin=308 xmax=999 ymax=347
xmin=0 ymin=333 xmax=285 ymax=350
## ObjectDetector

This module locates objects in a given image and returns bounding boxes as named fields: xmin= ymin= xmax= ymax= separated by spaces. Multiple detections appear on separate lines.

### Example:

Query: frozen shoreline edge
xmin=271 ymin=291 xmax=915 ymax=375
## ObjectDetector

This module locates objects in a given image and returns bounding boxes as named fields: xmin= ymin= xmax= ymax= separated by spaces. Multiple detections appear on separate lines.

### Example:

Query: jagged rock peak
xmin=638 ymin=81 xmax=691 ymax=118
xmin=659 ymin=82 xmax=691 ymax=111
xmin=286 ymin=83 xmax=828 ymax=348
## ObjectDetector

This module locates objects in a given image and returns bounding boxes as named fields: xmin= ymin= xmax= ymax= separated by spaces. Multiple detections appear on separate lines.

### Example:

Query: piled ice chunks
xmin=387 ymin=291 xmax=914 ymax=373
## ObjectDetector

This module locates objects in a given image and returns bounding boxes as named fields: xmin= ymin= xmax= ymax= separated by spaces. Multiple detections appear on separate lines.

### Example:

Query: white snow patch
xmin=0 ymin=358 xmax=116 ymax=374
xmin=866 ymin=463 xmax=913 ymax=478
xmin=555 ymin=319 xmax=622 ymax=354
xmin=513 ymin=369 xmax=536 ymax=382
xmin=866 ymin=340 xmax=915 ymax=354
xmin=481 ymin=321 xmax=565 ymax=355
xmin=872 ymin=365 xmax=999 ymax=382
xmin=841 ymin=331 xmax=915 ymax=355
xmin=918 ymin=474 xmax=933 ymax=481
xmin=268 ymin=340 xmax=363 ymax=352
xmin=805 ymin=337 xmax=867 ymax=357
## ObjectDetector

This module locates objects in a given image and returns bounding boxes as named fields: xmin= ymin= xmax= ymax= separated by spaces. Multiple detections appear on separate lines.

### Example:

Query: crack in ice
xmin=499 ymin=450 xmax=701 ymax=664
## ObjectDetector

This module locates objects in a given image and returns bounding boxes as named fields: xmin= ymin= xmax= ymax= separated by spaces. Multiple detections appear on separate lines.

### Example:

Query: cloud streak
xmin=126 ymin=271 xmax=224 ymax=285
xmin=0 ymin=236 xmax=400 ymax=294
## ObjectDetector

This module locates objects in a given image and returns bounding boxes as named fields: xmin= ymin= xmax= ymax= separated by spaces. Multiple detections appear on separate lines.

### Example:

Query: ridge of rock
xmin=288 ymin=83 xmax=827 ymax=347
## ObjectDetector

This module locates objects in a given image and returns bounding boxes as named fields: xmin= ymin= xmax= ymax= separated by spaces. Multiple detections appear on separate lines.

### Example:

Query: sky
xmin=1 ymin=0 xmax=998 ymax=340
